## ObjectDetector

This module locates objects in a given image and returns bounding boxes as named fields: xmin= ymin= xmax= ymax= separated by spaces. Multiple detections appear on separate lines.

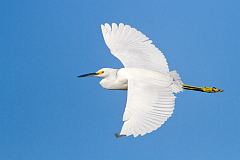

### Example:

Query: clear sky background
xmin=1 ymin=0 xmax=240 ymax=159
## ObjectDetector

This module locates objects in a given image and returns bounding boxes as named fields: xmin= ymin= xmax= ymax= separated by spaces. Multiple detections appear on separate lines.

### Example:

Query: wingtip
xmin=100 ymin=24 xmax=105 ymax=32
xmin=101 ymin=22 xmax=126 ymax=31
xmin=104 ymin=23 xmax=111 ymax=31
xmin=114 ymin=133 xmax=126 ymax=138
xmin=104 ymin=23 xmax=110 ymax=27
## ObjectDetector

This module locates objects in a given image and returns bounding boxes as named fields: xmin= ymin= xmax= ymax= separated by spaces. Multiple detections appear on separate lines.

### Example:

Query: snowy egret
xmin=78 ymin=23 xmax=223 ymax=138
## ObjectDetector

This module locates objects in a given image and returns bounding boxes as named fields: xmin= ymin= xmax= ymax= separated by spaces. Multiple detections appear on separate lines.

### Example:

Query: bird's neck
xmin=105 ymin=69 xmax=118 ymax=80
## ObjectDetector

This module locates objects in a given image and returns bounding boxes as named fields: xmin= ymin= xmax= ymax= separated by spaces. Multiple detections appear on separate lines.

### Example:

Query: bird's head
xmin=77 ymin=68 xmax=116 ymax=78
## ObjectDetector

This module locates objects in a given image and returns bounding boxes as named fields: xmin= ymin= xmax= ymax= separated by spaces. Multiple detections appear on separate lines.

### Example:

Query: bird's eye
xmin=101 ymin=71 xmax=104 ymax=74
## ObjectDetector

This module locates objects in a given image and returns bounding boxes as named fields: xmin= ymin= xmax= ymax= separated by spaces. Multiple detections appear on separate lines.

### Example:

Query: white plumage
xmin=79 ymin=23 xmax=184 ymax=137
xmin=101 ymin=23 xmax=169 ymax=73
xmin=101 ymin=23 xmax=183 ymax=137
xmin=118 ymin=68 xmax=176 ymax=137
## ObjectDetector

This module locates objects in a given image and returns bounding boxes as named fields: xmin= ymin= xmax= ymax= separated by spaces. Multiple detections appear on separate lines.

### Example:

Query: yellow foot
xmin=201 ymin=87 xmax=224 ymax=93
xmin=182 ymin=84 xmax=223 ymax=93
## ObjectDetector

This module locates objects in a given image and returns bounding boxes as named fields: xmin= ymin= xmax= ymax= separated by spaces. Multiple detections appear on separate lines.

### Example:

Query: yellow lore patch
xmin=96 ymin=70 xmax=104 ymax=75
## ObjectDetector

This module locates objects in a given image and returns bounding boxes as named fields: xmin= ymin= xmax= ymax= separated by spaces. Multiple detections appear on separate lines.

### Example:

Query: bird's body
xmin=99 ymin=68 xmax=180 ymax=92
xmin=78 ymin=23 xmax=223 ymax=137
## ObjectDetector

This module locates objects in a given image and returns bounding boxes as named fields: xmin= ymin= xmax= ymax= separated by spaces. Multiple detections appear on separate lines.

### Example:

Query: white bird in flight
xmin=78 ymin=23 xmax=223 ymax=138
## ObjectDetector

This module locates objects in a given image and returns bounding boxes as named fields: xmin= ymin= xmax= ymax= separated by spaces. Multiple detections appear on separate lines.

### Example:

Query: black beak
xmin=77 ymin=72 xmax=97 ymax=78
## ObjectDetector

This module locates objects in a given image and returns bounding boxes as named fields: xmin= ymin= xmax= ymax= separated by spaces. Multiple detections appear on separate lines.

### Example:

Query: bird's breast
xmin=100 ymin=78 xmax=128 ymax=90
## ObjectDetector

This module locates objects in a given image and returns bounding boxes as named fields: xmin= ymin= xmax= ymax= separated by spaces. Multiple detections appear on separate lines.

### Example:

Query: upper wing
xmin=120 ymin=75 xmax=175 ymax=137
xmin=101 ymin=23 xmax=169 ymax=73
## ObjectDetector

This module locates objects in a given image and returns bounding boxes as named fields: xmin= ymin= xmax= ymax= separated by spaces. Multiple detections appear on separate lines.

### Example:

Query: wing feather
xmin=120 ymin=73 xmax=175 ymax=137
xmin=101 ymin=23 xmax=169 ymax=72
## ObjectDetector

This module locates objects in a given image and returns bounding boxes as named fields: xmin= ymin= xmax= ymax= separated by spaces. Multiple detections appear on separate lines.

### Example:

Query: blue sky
xmin=1 ymin=0 xmax=240 ymax=159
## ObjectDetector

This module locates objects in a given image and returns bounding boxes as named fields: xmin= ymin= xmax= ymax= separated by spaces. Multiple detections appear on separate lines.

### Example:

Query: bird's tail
xmin=170 ymin=70 xmax=183 ymax=93
xmin=182 ymin=84 xmax=223 ymax=93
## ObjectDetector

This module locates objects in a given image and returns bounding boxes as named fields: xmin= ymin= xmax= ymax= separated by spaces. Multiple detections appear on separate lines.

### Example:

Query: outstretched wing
xmin=101 ymin=23 xmax=169 ymax=73
xmin=120 ymin=74 xmax=175 ymax=137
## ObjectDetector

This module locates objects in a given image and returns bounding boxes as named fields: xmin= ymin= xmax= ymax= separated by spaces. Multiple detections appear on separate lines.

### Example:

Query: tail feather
xmin=170 ymin=70 xmax=183 ymax=93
